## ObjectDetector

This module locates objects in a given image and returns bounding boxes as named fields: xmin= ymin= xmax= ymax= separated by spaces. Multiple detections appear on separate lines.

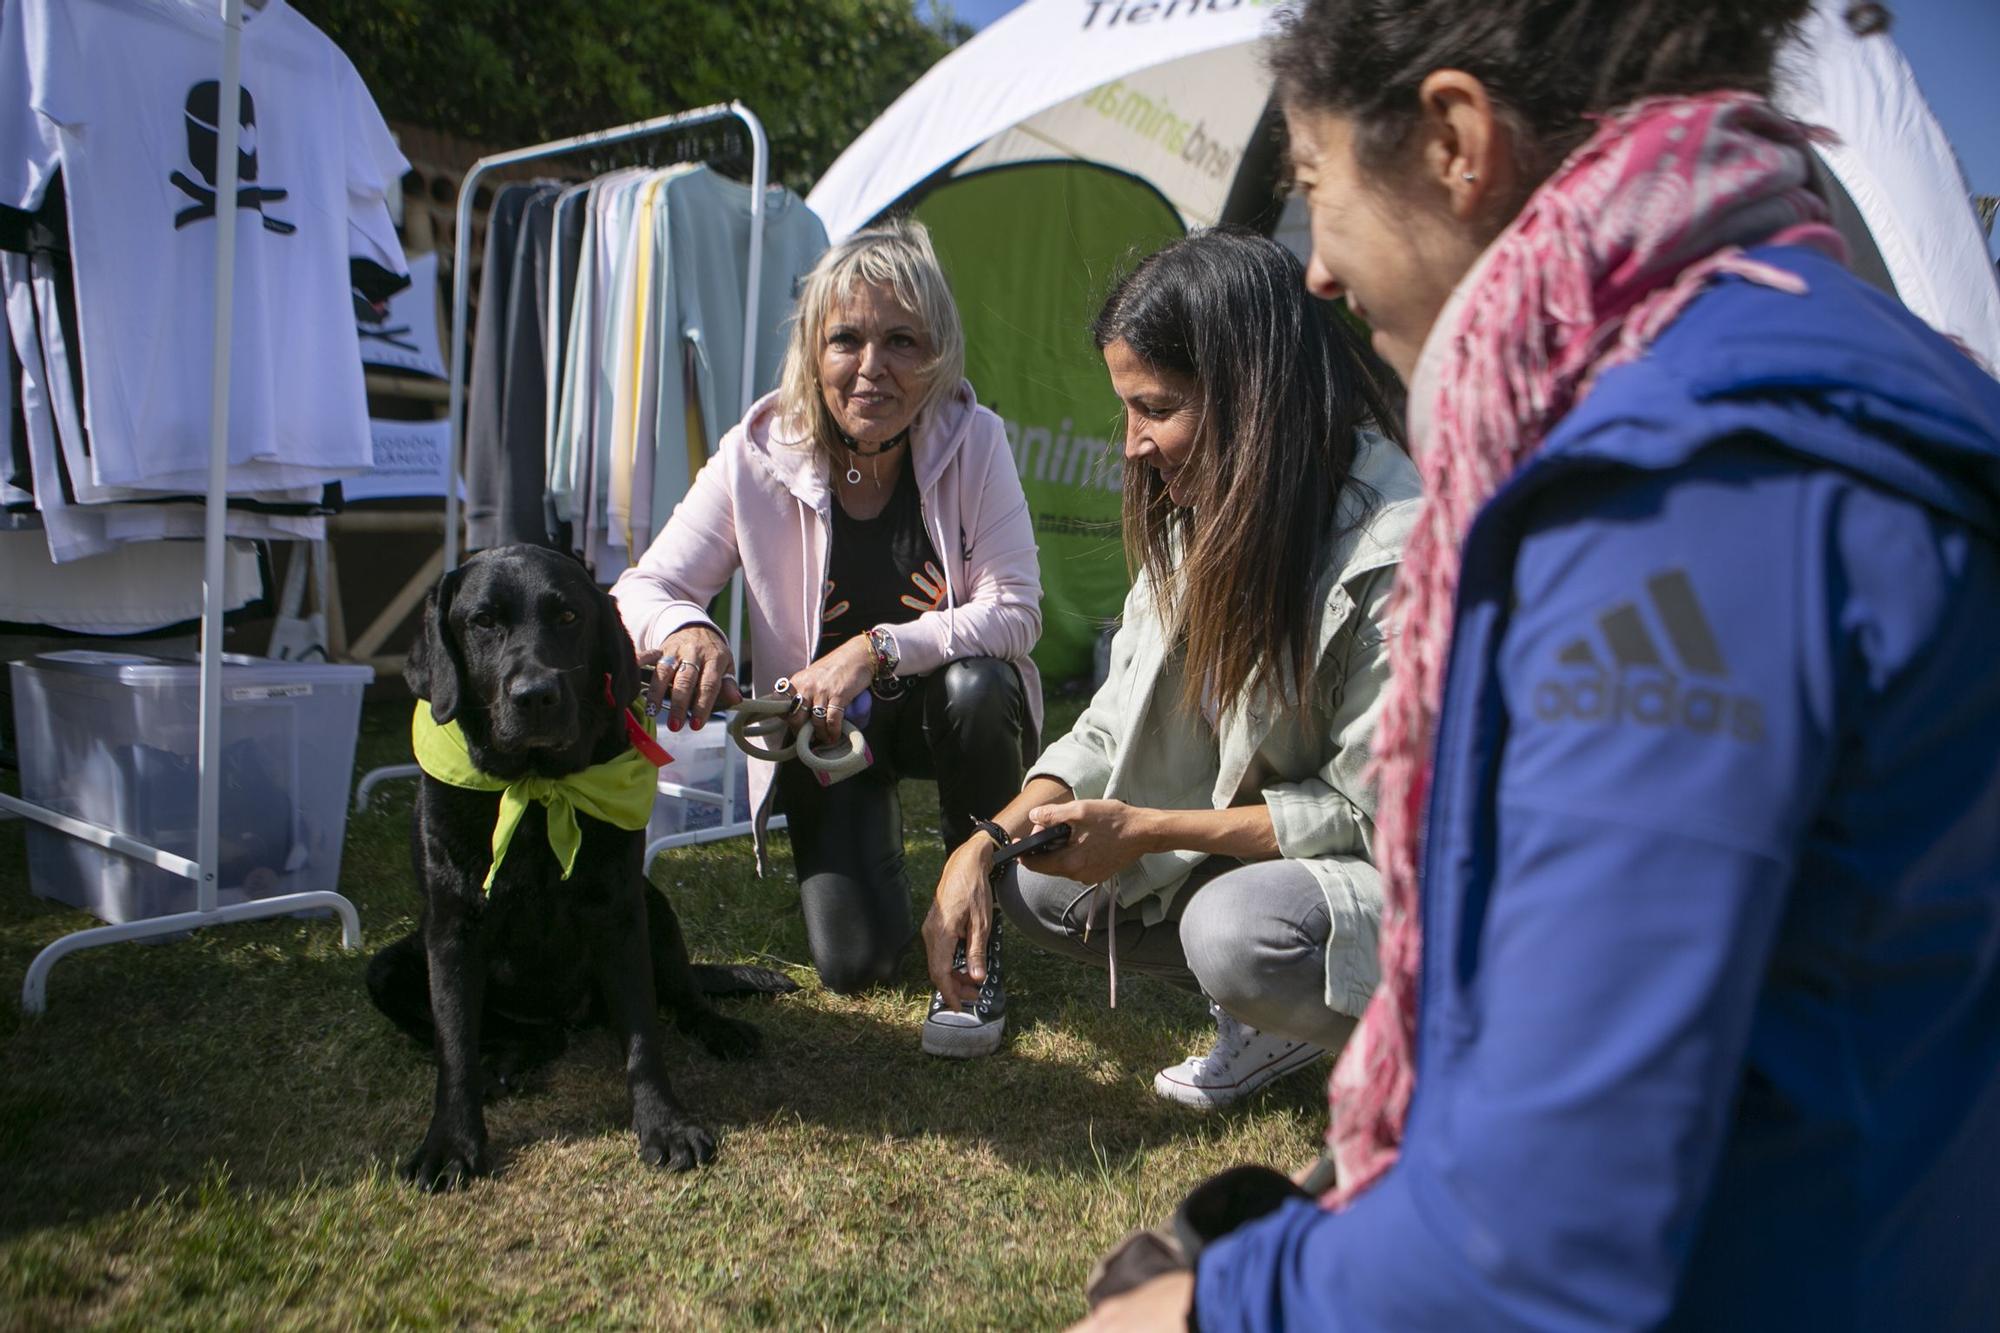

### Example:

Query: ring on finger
xmin=810 ymin=704 xmax=828 ymax=719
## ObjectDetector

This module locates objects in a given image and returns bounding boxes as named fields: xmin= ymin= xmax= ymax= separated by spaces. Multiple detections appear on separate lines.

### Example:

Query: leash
xmin=725 ymin=691 xmax=871 ymax=785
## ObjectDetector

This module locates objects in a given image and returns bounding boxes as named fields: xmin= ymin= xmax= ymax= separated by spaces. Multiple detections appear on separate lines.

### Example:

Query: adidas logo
xmin=1531 ymin=569 xmax=1766 ymax=743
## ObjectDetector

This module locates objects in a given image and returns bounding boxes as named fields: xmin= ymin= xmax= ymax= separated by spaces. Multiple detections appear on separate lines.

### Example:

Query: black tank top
xmin=816 ymin=461 xmax=944 ymax=659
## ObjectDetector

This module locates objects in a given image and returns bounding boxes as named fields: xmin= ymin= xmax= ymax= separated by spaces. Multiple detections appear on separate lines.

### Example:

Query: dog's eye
xmin=557 ymin=610 xmax=577 ymax=625
xmin=470 ymin=612 xmax=497 ymax=630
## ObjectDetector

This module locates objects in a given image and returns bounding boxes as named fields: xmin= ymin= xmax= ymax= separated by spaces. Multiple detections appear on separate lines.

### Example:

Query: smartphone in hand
xmin=988 ymin=822 xmax=1072 ymax=868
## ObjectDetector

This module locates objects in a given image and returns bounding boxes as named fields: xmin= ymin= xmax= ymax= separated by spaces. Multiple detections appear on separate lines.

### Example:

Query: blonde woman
xmin=614 ymin=220 xmax=1044 ymax=997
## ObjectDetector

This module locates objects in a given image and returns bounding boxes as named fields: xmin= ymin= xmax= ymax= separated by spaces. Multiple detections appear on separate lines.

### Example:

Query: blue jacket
xmin=1196 ymin=248 xmax=2000 ymax=1332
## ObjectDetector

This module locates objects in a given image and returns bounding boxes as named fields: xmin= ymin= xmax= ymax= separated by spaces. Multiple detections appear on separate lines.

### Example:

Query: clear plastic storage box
xmin=9 ymin=651 xmax=374 ymax=923
xmin=647 ymin=712 xmax=752 ymax=845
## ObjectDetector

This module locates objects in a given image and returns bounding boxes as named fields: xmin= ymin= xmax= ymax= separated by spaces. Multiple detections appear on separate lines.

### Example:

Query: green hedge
xmin=297 ymin=0 xmax=968 ymax=192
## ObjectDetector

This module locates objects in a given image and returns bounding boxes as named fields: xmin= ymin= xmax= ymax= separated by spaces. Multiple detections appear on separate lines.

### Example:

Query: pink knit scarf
xmin=1324 ymin=92 xmax=1843 ymax=1204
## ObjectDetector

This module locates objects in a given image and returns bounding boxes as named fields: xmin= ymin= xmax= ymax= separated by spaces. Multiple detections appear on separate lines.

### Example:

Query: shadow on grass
xmin=0 ymin=878 xmax=1323 ymax=1244
xmin=1 ymin=694 xmax=1329 ymax=1249
xmin=0 ymin=910 xmax=410 ymax=1237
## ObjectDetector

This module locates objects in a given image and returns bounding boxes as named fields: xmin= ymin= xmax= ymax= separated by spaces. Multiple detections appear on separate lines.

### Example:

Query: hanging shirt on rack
xmin=502 ymin=188 xmax=561 ymax=540
xmin=581 ymin=168 xmax=662 ymax=576
xmin=26 ymin=245 xmax=323 ymax=511
xmin=3 ymin=254 xmax=327 ymax=562
xmin=0 ymin=528 xmax=266 ymax=635
xmin=549 ymin=180 xmax=602 ymax=533
xmin=1 ymin=254 xmax=81 ymax=554
xmin=548 ymin=168 xmax=644 ymax=550
xmin=555 ymin=176 xmax=609 ymax=550
xmin=356 ymin=248 xmax=446 ymax=380
xmin=463 ymin=180 xmax=560 ymax=552
xmin=607 ymin=164 xmax=706 ymax=572
xmin=0 ymin=196 xmax=45 ymax=513
xmin=3 ymin=168 xmax=336 ymax=572
xmin=3 ymin=329 xmax=28 ymax=511
xmin=542 ymin=180 xmax=592 ymax=549
xmin=0 ymin=0 xmax=409 ymax=494
xmin=7 ymin=171 xmax=313 ymax=513
xmin=642 ymin=167 xmax=828 ymax=549
xmin=606 ymin=169 xmax=670 ymax=563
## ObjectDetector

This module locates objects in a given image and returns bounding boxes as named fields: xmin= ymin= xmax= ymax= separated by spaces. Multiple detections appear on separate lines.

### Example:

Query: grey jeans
xmin=996 ymin=857 xmax=1362 ymax=1051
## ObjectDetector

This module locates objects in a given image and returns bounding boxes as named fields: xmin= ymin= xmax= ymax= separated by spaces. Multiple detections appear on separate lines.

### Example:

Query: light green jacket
xmin=1028 ymin=430 xmax=1420 ymax=1014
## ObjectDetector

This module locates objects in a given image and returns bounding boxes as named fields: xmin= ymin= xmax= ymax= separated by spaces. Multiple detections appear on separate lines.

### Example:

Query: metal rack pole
xmin=717 ymin=108 xmax=768 ymax=835
xmin=11 ymin=0 xmax=363 ymax=1015
xmin=193 ymin=0 xmax=246 ymax=917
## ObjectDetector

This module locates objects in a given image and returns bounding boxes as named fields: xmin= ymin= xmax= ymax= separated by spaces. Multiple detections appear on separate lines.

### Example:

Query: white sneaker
xmin=1152 ymin=1002 xmax=1325 ymax=1109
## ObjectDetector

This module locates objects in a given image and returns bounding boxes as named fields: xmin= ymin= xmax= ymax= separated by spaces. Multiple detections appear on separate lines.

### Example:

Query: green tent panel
xmin=912 ymin=162 xmax=1185 ymax=682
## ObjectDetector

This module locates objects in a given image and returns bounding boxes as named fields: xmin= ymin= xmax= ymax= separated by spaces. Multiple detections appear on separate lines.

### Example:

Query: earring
xmin=1461 ymin=171 xmax=1478 ymax=182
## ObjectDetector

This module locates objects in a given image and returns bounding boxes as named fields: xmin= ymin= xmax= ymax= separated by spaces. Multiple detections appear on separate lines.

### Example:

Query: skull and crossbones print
xmin=169 ymin=80 xmax=295 ymax=235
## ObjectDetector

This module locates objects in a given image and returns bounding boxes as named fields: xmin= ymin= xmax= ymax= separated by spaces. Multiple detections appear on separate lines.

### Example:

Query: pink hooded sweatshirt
xmin=612 ymin=380 xmax=1045 ymax=870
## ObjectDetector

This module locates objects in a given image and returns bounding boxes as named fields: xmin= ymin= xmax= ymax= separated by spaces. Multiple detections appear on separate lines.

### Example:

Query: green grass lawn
xmin=0 ymin=696 xmax=1331 ymax=1330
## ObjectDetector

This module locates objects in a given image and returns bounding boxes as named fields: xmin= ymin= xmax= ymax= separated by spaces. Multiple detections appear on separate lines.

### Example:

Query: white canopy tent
xmin=811 ymin=1 xmax=1274 ymax=238
xmin=1775 ymin=1 xmax=2000 ymax=366
xmin=811 ymin=0 xmax=2000 ymax=366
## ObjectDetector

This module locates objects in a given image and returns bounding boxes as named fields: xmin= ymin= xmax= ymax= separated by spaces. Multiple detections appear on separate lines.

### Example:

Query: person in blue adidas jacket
xmin=1073 ymin=1 xmax=2000 ymax=1330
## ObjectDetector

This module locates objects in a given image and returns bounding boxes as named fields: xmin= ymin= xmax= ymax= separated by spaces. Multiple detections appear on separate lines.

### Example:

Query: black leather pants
xmin=774 ymin=656 xmax=1032 ymax=994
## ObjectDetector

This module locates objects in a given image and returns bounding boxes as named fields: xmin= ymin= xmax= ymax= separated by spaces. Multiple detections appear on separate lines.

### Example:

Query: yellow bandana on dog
xmin=410 ymin=702 xmax=660 ymax=892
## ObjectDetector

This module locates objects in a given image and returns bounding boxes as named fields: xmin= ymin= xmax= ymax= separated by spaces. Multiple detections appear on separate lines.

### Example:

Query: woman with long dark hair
xmin=1074 ymin=1 xmax=2000 ymax=1329
xmin=918 ymin=229 xmax=1419 ymax=1100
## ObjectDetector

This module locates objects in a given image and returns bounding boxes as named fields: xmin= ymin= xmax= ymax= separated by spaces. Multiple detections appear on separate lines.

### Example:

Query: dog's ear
xmin=600 ymin=586 xmax=643 ymax=709
xmin=405 ymin=566 xmax=467 ymax=724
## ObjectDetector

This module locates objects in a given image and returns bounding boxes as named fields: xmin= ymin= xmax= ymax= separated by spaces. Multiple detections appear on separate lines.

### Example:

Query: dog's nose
xmin=509 ymin=674 xmax=562 ymax=713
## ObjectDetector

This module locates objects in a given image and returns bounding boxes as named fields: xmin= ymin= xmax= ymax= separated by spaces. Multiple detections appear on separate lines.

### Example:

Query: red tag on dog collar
xmin=606 ymin=673 xmax=672 ymax=768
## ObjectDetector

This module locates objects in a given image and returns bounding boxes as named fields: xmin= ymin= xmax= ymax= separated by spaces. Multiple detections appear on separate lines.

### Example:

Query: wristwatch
xmin=865 ymin=625 xmax=901 ymax=681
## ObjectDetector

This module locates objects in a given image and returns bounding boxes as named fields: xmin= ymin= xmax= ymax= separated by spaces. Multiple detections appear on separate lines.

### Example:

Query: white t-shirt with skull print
xmin=0 ymin=0 xmax=407 ymax=492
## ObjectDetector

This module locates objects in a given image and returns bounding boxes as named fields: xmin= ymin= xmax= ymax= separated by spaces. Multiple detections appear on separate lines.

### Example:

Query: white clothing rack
xmin=3 ymin=0 xmax=362 ymax=1015
xmin=356 ymin=103 xmax=775 ymax=858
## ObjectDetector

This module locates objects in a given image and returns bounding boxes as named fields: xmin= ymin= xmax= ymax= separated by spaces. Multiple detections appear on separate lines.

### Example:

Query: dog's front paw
xmin=637 ymin=1119 xmax=716 ymax=1172
xmin=685 ymin=1010 xmax=762 ymax=1060
xmin=399 ymin=1122 xmax=489 ymax=1192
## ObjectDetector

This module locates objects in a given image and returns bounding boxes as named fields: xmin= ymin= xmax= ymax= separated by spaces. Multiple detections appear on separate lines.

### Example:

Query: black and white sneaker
xmin=922 ymin=911 xmax=1006 ymax=1058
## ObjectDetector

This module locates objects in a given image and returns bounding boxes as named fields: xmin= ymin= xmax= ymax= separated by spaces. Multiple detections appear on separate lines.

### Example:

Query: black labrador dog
xmin=367 ymin=543 xmax=792 ymax=1190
